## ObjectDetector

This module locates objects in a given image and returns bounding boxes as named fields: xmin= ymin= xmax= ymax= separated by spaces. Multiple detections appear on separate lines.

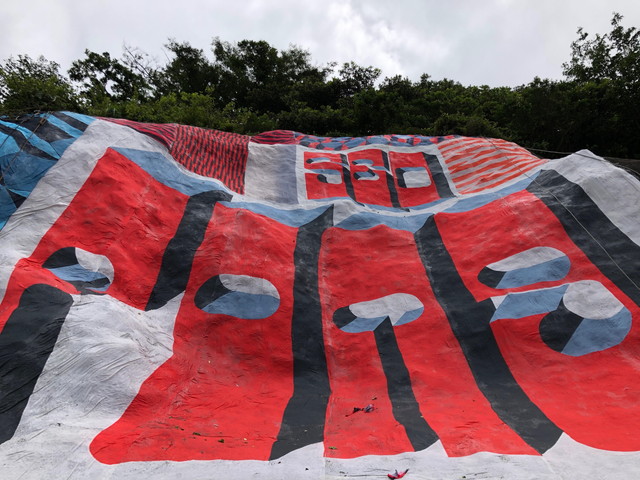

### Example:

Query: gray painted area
xmin=75 ymin=248 xmax=115 ymax=284
xmin=0 ymin=294 xmax=182 ymax=479
xmin=341 ymin=293 xmax=425 ymax=333
xmin=544 ymin=151 xmax=640 ymax=246
xmin=563 ymin=280 xmax=624 ymax=320
xmin=349 ymin=293 xmax=424 ymax=326
xmin=219 ymin=274 xmax=279 ymax=298
xmin=487 ymin=247 xmax=566 ymax=271
xmin=398 ymin=167 xmax=432 ymax=188
xmin=245 ymin=143 xmax=298 ymax=204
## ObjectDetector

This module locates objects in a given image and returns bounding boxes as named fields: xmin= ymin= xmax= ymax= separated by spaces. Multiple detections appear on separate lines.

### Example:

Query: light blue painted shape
xmin=221 ymin=201 xmax=330 ymax=228
xmin=47 ymin=264 xmax=109 ymax=283
xmin=335 ymin=211 xmax=433 ymax=232
xmin=562 ymin=308 xmax=632 ymax=356
xmin=496 ymin=256 xmax=571 ymax=289
xmin=306 ymin=157 xmax=339 ymax=164
xmin=394 ymin=307 xmax=425 ymax=327
xmin=45 ymin=114 xmax=85 ymax=138
xmin=59 ymin=111 xmax=96 ymax=126
xmin=365 ymin=136 xmax=387 ymax=145
xmin=352 ymin=159 xmax=374 ymax=166
xmin=202 ymin=292 xmax=280 ymax=319
xmin=339 ymin=307 xmax=424 ymax=333
xmin=341 ymin=315 xmax=388 ymax=333
xmin=490 ymin=285 xmax=568 ymax=322
xmin=113 ymin=147 xmax=231 ymax=197
xmin=353 ymin=170 xmax=378 ymax=179
xmin=344 ymin=138 xmax=365 ymax=148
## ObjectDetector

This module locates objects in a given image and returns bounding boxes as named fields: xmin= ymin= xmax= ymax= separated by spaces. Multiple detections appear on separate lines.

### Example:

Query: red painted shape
xmin=436 ymin=191 xmax=640 ymax=451
xmin=388 ymin=151 xmax=441 ymax=207
xmin=90 ymin=205 xmax=297 ymax=463
xmin=347 ymin=150 xmax=393 ymax=207
xmin=319 ymin=225 xmax=534 ymax=458
xmin=0 ymin=148 xmax=188 ymax=331
xmin=304 ymin=151 xmax=349 ymax=200
xmin=251 ymin=130 xmax=296 ymax=145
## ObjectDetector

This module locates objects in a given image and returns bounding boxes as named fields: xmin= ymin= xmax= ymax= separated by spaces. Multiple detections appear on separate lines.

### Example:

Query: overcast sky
xmin=2 ymin=0 xmax=640 ymax=87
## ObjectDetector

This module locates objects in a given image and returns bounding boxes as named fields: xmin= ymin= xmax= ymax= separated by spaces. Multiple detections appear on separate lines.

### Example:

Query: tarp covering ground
xmin=1 ymin=112 xmax=640 ymax=479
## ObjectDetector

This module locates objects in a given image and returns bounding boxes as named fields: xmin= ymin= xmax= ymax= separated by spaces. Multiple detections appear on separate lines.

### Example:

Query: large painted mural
xmin=0 ymin=112 xmax=639 ymax=478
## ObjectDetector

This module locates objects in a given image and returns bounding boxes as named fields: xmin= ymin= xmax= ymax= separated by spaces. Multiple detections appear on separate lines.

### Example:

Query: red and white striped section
xmin=437 ymin=137 xmax=548 ymax=194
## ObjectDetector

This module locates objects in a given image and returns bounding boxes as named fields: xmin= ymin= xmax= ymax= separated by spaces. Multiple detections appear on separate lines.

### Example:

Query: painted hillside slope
xmin=0 ymin=112 xmax=639 ymax=479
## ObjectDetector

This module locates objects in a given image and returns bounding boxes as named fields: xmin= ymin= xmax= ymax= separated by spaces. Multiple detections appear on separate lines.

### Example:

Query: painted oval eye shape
xmin=539 ymin=280 xmax=631 ymax=357
xmin=478 ymin=246 xmax=570 ymax=289
xmin=194 ymin=274 xmax=280 ymax=319
xmin=43 ymin=247 xmax=114 ymax=294
xmin=333 ymin=293 xmax=424 ymax=333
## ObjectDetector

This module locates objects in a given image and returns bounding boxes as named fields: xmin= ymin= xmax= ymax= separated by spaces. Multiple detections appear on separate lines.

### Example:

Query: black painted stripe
xmin=374 ymin=317 xmax=438 ymax=451
xmin=340 ymin=154 xmax=356 ymax=203
xmin=414 ymin=216 xmax=562 ymax=453
xmin=0 ymin=284 xmax=73 ymax=444
xmin=527 ymin=170 xmax=640 ymax=307
xmin=0 ymin=123 xmax=57 ymax=161
xmin=42 ymin=247 xmax=77 ymax=269
xmin=52 ymin=112 xmax=91 ymax=132
xmin=5 ymin=188 xmax=26 ymax=209
xmin=145 ymin=189 xmax=231 ymax=311
xmin=270 ymin=207 xmax=333 ymax=460
xmin=477 ymin=265 xmax=505 ymax=289
xmin=424 ymin=153 xmax=454 ymax=198
xmin=381 ymin=151 xmax=401 ymax=208
xmin=17 ymin=115 xmax=72 ymax=143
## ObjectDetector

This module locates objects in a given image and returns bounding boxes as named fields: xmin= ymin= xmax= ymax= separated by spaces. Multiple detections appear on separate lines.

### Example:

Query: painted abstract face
xmin=1 ymin=117 xmax=640 ymax=478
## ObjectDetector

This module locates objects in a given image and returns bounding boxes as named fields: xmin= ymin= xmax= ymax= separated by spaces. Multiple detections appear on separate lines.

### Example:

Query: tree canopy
xmin=1 ymin=13 xmax=639 ymax=165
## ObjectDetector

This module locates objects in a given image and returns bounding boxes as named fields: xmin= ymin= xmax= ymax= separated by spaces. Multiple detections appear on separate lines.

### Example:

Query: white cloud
xmin=1 ymin=0 xmax=640 ymax=86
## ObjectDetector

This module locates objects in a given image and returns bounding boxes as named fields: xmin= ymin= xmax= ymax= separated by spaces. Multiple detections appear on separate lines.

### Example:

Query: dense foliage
xmin=1 ymin=13 xmax=639 ymax=166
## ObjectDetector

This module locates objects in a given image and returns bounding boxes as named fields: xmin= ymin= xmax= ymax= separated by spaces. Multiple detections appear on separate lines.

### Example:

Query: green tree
xmin=69 ymin=50 xmax=150 ymax=105
xmin=211 ymin=39 xmax=328 ymax=114
xmin=562 ymin=13 xmax=640 ymax=157
xmin=0 ymin=55 xmax=78 ymax=113
xmin=153 ymin=40 xmax=217 ymax=96
xmin=331 ymin=61 xmax=381 ymax=98
xmin=563 ymin=12 xmax=640 ymax=85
